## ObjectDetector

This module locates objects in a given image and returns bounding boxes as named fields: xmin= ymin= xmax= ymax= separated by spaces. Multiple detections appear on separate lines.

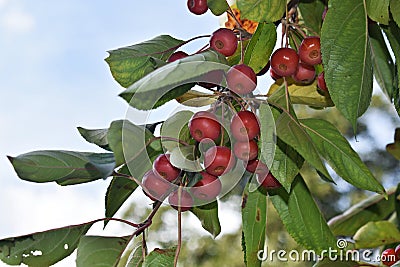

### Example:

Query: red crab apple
xmin=292 ymin=62 xmax=316 ymax=84
xmin=226 ymin=64 xmax=257 ymax=95
xmin=187 ymin=0 xmax=208 ymax=15
xmin=246 ymin=159 xmax=269 ymax=174
xmin=270 ymin=48 xmax=299 ymax=77
xmin=153 ymin=154 xmax=181 ymax=182
xmin=257 ymin=170 xmax=282 ymax=190
xmin=317 ymin=72 xmax=328 ymax=92
xmin=204 ymin=146 xmax=236 ymax=176
xmin=210 ymin=28 xmax=238 ymax=57
xmin=395 ymin=244 xmax=400 ymax=260
xmin=142 ymin=170 xmax=172 ymax=201
xmin=381 ymin=248 xmax=397 ymax=266
xmin=230 ymin=110 xmax=260 ymax=141
xmin=270 ymin=68 xmax=282 ymax=80
xmin=188 ymin=111 xmax=221 ymax=142
xmin=167 ymin=51 xmax=188 ymax=62
xmin=233 ymin=140 xmax=258 ymax=161
xmin=191 ymin=172 xmax=222 ymax=201
xmin=298 ymin=36 xmax=322 ymax=65
xmin=168 ymin=190 xmax=194 ymax=212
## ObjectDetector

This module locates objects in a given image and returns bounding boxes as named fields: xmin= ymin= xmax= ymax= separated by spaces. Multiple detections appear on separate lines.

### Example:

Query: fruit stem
xmin=288 ymin=30 xmax=301 ymax=51
xmin=174 ymin=203 xmax=182 ymax=267
xmin=194 ymin=43 xmax=210 ymax=54
xmin=142 ymin=233 xmax=148 ymax=259
xmin=288 ymin=23 xmax=308 ymax=39
xmin=284 ymin=77 xmax=291 ymax=113
xmin=239 ymin=31 xmax=246 ymax=64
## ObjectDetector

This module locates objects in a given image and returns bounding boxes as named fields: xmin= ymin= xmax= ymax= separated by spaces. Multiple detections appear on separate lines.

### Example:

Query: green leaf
xmin=207 ymin=0 xmax=229 ymax=16
xmin=116 ymin=236 xmax=143 ymax=267
xmin=119 ymin=50 xmax=228 ymax=110
xmin=105 ymin=35 xmax=184 ymax=88
xmin=0 ymin=222 xmax=92 ymax=266
xmin=387 ymin=128 xmax=400 ymax=159
xmin=391 ymin=0 xmax=400 ymax=27
xmin=160 ymin=110 xmax=194 ymax=153
xmin=366 ymin=0 xmax=389 ymax=24
xmin=8 ymin=151 xmax=115 ymax=186
xmin=77 ymin=127 xmax=111 ymax=151
xmin=191 ymin=201 xmax=221 ymax=238
xmin=270 ymin=175 xmax=337 ymax=253
xmin=107 ymin=120 xmax=161 ymax=177
xmin=241 ymin=182 xmax=267 ymax=267
xmin=142 ymin=247 xmax=175 ymax=267
xmin=298 ymin=0 xmax=325 ymax=34
xmin=275 ymin=112 xmax=332 ymax=181
xmin=262 ymin=104 xmax=304 ymax=190
xmin=321 ymin=0 xmax=373 ymax=130
xmin=353 ymin=221 xmax=400 ymax=248
xmin=267 ymin=80 xmax=334 ymax=108
xmin=369 ymin=22 xmax=396 ymax=99
xmin=175 ymin=89 xmax=217 ymax=107
xmin=76 ymin=235 xmax=130 ymax=267
xmin=328 ymin=187 xmax=397 ymax=236
xmin=105 ymin=165 xmax=139 ymax=227
xmin=244 ymin=23 xmax=277 ymax=74
xmin=301 ymin=118 xmax=385 ymax=194
xmin=169 ymin=145 xmax=203 ymax=172
xmin=382 ymin=21 xmax=400 ymax=116
xmin=258 ymin=103 xmax=276 ymax=171
xmin=237 ymin=0 xmax=285 ymax=23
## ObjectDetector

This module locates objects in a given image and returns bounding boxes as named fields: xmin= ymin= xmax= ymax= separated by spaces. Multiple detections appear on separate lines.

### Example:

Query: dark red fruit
xmin=153 ymin=154 xmax=181 ymax=182
xmin=381 ymin=248 xmax=397 ymax=266
xmin=230 ymin=110 xmax=260 ymax=141
xmin=257 ymin=171 xmax=282 ymax=190
xmin=167 ymin=51 xmax=189 ymax=62
xmin=187 ymin=0 xmax=208 ymax=15
xmin=298 ymin=36 xmax=322 ymax=65
xmin=270 ymin=48 xmax=299 ymax=77
xmin=257 ymin=61 xmax=270 ymax=76
xmin=210 ymin=28 xmax=238 ymax=57
xmin=233 ymin=140 xmax=258 ymax=161
xmin=317 ymin=72 xmax=328 ymax=91
xmin=168 ymin=190 xmax=194 ymax=212
xmin=142 ymin=170 xmax=171 ymax=201
xmin=292 ymin=62 xmax=315 ymax=84
xmin=270 ymin=68 xmax=282 ymax=80
xmin=246 ymin=159 xmax=269 ymax=174
xmin=191 ymin=172 xmax=221 ymax=201
xmin=226 ymin=64 xmax=257 ymax=95
xmin=198 ymin=70 xmax=224 ymax=89
xmin=188 ymin=111 xmax=221 ymax=142
xmin=394 ymin=245 xmax=400 ymax=261
xmin=204 ymin=146 xmax=236 ymax=176
xmin=395 ymin=244 xmax=400 ymax=260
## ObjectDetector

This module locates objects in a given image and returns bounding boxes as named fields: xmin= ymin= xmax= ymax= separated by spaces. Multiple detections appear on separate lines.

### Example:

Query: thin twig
xmin=174 ymin=209 xmax=182 ymax=267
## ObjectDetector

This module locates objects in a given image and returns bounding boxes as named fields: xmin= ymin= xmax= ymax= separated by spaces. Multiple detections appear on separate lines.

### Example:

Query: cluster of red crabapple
xmin=142 ymin=27 xmax=281 ymax=211
xmin=140 ymin=0 xmax=333 ymax=211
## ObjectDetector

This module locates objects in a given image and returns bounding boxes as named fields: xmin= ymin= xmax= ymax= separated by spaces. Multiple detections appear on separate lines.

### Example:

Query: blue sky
xmin=0 ymin=1 xmax=226 ymax=266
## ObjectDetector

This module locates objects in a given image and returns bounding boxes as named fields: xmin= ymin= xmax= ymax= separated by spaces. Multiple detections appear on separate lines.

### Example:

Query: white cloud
xmin=1 ymin=9 xmax=35 ymax=33
xmin=0 ymin=0 xmax=7 ymax=8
